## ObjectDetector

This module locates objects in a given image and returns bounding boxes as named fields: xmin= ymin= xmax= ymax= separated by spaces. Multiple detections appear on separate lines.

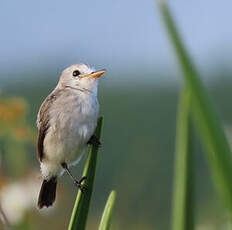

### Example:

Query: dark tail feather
xmin=38 ymin=177 xmax=57 ymax=209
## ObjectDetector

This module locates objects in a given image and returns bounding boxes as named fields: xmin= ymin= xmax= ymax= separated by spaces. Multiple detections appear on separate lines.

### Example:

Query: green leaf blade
xmin=172 ymin=89 xmax=194 ymax=230
xmin=68 ymin=117 xmax=103 ymax=230
xmin=159 ymin=1 xmax=232 ymax=212
xmin=98 ymin=190 xmax=117 ymax=230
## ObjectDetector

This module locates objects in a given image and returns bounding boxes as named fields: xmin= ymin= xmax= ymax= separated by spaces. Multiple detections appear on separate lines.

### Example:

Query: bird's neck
xmin=62 ymin=83 xmax=98 ymax=98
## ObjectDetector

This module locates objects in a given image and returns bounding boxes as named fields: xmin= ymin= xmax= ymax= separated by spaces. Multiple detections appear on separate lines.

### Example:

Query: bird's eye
xmin=73 ymin=70 xmax=80 ymax=77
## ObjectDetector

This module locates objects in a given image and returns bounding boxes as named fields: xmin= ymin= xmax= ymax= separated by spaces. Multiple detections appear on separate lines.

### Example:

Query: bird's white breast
xmin=43 ymin=90 xmax=99 ymax=166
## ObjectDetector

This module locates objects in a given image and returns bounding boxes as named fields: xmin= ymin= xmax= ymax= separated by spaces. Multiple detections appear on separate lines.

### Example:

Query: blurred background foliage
xmin=1 ymin=69 xmax=232 ymax=230
xmin=1 ymin=0 xmax=232 ymax=230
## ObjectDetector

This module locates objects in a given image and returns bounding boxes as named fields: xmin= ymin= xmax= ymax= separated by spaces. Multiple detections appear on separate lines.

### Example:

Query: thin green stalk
xmin=159 ymin=1 xmax=232 ymax=212
xmin=68 ymin=117 xmax=103 ymax=230
xmin=172 ymin=89 xmax=194 ymax=230
xmin=98 ymin=191 xmax=117 ymax=230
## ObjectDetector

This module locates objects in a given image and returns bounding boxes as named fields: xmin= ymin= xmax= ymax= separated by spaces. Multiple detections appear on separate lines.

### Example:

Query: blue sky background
xmin=0 ymin=0 xmax=232 ymax=84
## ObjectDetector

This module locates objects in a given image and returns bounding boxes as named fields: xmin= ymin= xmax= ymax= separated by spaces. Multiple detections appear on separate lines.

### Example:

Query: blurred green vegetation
xmin=160 ymin=2 xmax=232 ymax=229
xmin=0 ymin=66 xmax=231 ymax=229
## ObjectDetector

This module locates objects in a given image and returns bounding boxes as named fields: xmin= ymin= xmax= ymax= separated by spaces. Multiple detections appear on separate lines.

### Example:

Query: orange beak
xmin=88 ymin=69 xmax=106 ymax=79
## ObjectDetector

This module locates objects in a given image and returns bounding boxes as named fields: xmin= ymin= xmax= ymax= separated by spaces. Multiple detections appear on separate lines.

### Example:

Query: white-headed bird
xmin=36 ymin=64 xmax=105 ymax=208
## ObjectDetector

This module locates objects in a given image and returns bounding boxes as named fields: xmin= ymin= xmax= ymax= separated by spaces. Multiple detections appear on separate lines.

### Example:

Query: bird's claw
xmin=79 ymin=176 xmax=87 ymax=183
xmin=87 ymin=135 xmax=101 ymax=147
xmin=74 ymin=176 xmax=87 ymax=192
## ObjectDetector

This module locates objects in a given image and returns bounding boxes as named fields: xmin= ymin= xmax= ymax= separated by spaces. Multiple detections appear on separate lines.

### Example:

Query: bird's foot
xmin=87 ymin=135 xmax=101 ymax=147
xmin=74 ymin=176 xmax=87 ymax=192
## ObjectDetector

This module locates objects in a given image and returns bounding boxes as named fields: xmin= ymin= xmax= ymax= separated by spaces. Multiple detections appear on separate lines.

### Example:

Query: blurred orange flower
xmin=0 ymin=94 xmax=36 ymax=144
xmin=0 ymin=98 xmax=27 ymax=124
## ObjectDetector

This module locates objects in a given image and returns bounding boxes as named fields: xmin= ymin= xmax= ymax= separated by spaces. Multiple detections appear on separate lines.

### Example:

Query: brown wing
xmin=37 ymin=125 xmax=49 ymax=162
xmin=37 ymin=91 xmax=61 ymax=162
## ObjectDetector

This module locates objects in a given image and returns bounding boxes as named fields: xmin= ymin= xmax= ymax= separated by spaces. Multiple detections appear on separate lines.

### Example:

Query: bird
xmin=36 ymin=63 xmax=105 ymax=209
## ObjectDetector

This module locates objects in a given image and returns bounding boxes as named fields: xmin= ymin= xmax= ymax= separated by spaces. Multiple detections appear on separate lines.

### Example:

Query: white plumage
xmin=37 ymin=63 xmax=105 ymax=208
xmin=37 ymin=64 xmax=102 ymax=181
xmin=40 ymin=90 xmax=99 ymax=180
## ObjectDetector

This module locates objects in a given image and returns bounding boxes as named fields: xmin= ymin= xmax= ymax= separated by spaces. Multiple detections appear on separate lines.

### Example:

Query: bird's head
xmin=58 ymin=63 xmax=106 ymax=94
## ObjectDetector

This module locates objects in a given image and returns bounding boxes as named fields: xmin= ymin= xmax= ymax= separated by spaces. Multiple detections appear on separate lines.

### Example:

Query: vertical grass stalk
xmin=172 ymin=89 xmax=194 ymax=230
xmin=159 ymin=1 xmax=232 ymax=213
xmin=68 ymin=117 xmax=103 ymax=230
xmin=98 ymin=191 xmax=117 ymax=230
